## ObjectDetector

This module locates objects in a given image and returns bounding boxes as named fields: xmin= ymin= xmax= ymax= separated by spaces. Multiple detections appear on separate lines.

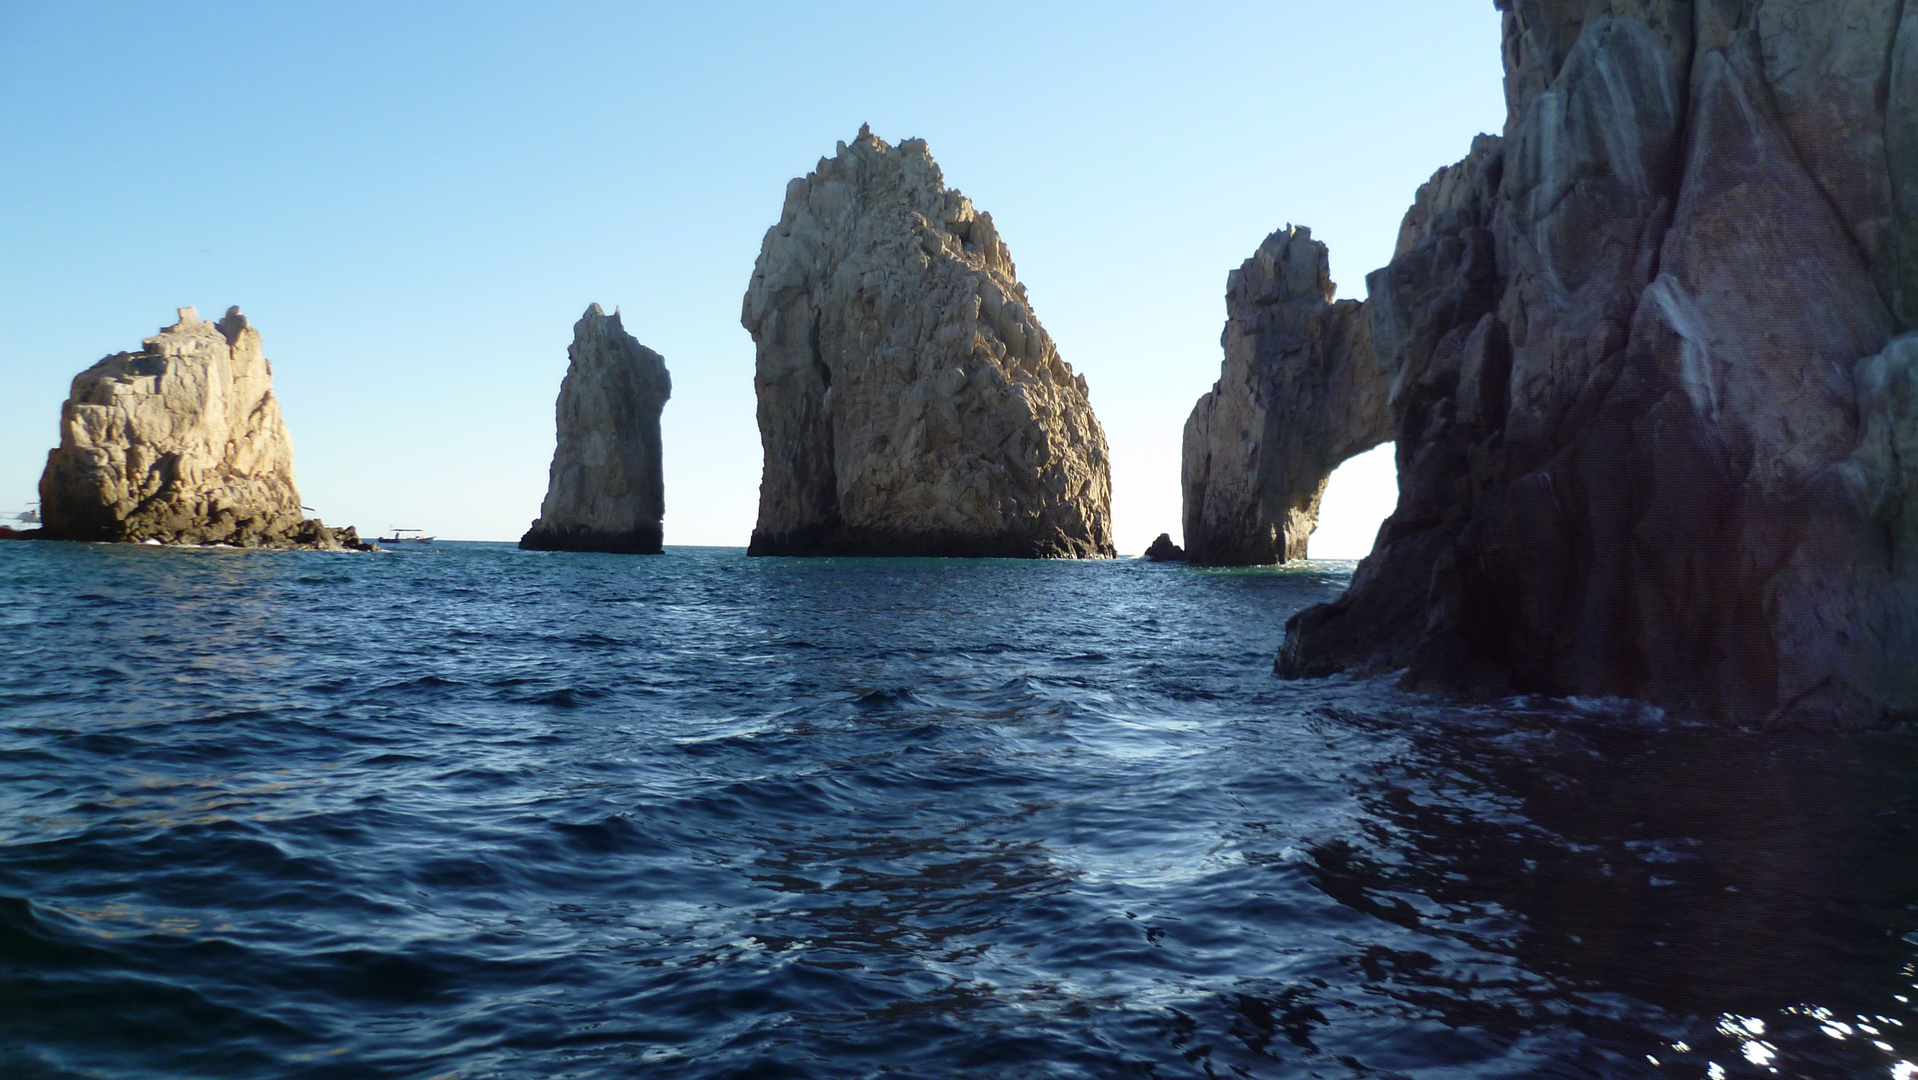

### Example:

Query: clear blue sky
xmin=0 ymin=1 xmax=1505 ymax=555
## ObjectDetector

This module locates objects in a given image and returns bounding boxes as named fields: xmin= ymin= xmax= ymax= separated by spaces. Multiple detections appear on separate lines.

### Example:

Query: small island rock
xmin=742 ymin=126 xmax=1114 ymax=558
xmin=1143 ymin=533 xmax=1185 ymax=562
xmin=520 ymin=304 xmax=672 ymax=554
xmin=38 ymin=307 xmax=368 ymax=550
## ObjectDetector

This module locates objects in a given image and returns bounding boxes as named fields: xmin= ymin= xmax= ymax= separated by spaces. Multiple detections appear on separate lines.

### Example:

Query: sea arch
xmin=1180 ymin=226 xmax=1394 ymax=566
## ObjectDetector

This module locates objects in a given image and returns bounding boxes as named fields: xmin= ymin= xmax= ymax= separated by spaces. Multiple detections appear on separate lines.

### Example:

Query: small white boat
xmin=376 ymin=528 xmax=435 ymax=544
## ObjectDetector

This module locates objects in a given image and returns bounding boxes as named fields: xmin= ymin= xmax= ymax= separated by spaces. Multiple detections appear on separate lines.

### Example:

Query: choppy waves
xmin=3 ymin=542 xmax=1916 ymax=1078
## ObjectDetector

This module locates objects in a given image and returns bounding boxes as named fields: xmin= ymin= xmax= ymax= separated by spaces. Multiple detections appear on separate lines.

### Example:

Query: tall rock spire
xmin=521 ymin=304 xmax=672 ymax=554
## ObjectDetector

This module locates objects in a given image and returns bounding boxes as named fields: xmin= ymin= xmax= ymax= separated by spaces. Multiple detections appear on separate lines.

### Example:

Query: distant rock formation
xmin=1143 ymin=533 xmax=1185 ymax=562
xmin=742 ymin=125 xmax=1114 ymax=558
xmin=1280 ymin=1 xmax=1918 ymax=727
xmin=521 ymin=304 xmax=672 ymax=554
xmin=1181 ymin=227 xmax=1389 ymax=566
xmin=39 ymin=307 xmax=368 ymax=550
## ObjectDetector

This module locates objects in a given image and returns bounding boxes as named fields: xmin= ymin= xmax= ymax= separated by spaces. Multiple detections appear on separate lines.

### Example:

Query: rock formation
xmin=521 ymin=304 xmax=672 ymax=554
xmin=39 ymin=307 xmax=368 ymax=550
xmin=1143 ymin=533 xmax=1185 ymax=562
xmin=1279 ymin=0 xmax=1918 ymax=727
xmin=1181 ymin=227 xmax=1390 ymax=565
xmin=742 ymin=125 xmax=1114 ymax=558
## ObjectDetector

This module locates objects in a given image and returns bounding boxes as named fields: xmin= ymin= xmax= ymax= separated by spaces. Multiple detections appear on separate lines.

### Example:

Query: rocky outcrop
xmin=742 ymin=126 xmax=1114 ymax=559
xmin=1143 ymin=533 xmax=1185 ymax=562
xmin=1280 ymin=0 xmax=1918 ymax=727
xmin=1181 ymin=227 xmax=1389 ymax=565
xmin=39 ymin=307 xmax=368 ymax=550
xmin=520 ymin=304 xmax=672 ymax=554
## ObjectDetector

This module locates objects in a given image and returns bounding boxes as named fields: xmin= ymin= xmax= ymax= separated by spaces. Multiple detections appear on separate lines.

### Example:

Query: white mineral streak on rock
xmin=38 ymin=307 xmax=365 ymax=549
xmin=1280 ymin=0 xmax=1918 ymax=728
xmin=742 ymin=126 xmax=1114 ymax=558
xmin=1181 ymin=227 xmax=1387 ymax=566
xmin=520 ymin=304 xmax=672 ymax=554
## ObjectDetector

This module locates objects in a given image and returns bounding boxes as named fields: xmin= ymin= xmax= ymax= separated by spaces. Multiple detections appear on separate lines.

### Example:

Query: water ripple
xmin=2 ymin=542 xmax=1916 ymax=1078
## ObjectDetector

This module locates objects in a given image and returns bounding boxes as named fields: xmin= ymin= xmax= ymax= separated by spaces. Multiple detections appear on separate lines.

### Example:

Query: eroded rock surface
xmin=742 ymin=126 xmax=1114 ymax=558
xmin=39 ymin=307 xmax=367 ymax=550
xmin=1181 ymin=227 xmax=1388 ymax=566
xmin=1281 ymin=0 xmax=1918 ymax=727
xmin=521 ymin=304 xmax=672 ymax=554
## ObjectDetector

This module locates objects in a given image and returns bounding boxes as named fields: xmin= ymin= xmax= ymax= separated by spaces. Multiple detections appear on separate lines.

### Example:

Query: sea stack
xmin=741 ymin=125 xmax=1114 ymax=558
xmin=1279 ymin=2 xmax=1918 ymax=727
xmin=1143 ymin=533 xmax=1185 ymax=562
xmin=520 ymin=304 xmax=672 ymax=554
xmin=1181 ymin=227 xmax=1389 ymax=566
xmin=38 ymin=306 xmax=367 ymax=550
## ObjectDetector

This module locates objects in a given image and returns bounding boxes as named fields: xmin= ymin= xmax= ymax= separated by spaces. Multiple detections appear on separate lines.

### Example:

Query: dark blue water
xmin=3 ymin=541 xmax=1917 ymax=1079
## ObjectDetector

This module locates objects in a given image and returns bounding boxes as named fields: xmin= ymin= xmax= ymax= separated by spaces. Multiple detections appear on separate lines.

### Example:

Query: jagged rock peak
xmin=1280 ymin=0 xmax=1918 ymax=728
xmin=520 ymin=304 xmax=672 ymax=554
xmin=38 ymin=306 xmax=368 ymax=550
xmin=1181 ymin=226 xmax=1389 ymax=566
xmin=742 ymin=127 xmax=1114 ymax=558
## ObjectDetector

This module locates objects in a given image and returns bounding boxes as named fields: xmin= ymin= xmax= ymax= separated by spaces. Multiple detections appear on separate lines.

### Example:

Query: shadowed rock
xmin=1143 ymin=533 xmax=1185 ymax=562
xmin=521 ymin=304 xmax=672 ymax=554
xmin=1279 ymin=0 xmax=1918 ymax=728
xmin=38 ymin=306 xmax=368 ymax=550
xmin=742 ymin=126 xmax=1114 ymax=559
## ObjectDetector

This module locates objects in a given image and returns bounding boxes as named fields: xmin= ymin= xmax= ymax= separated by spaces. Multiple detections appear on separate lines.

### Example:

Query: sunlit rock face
xmin=1181 ymin=227 xmax=1389 ymax=566
xmin=521 ymin=304 xmax=672 ymax=554
xmin=742 ymin=126 xmax=1114 ymax=559
xmin=39 ymin=306 xmax=367 ymax=550
xmin=1281 ymin=0 xmax=1918 ymax=727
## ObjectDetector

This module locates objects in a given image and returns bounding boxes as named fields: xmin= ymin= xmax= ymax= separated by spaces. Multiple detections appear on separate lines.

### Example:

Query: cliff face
xmin=521 ymin=304 xmax=672 ymax=554
xmin=1281 ymin=0 xmax=1918 ymax=727
xmin=1181 ymin=227 xmax=1388 ymax=566
xmin=742 ymin=126 xmax=1114 ymax=559
xmin=39 ymin=307 xmax=366 ymax=550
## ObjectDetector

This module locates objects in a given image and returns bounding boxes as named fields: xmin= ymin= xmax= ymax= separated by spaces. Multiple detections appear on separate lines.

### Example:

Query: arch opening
xmin=1308 ymin=442 xmax=1397 ymax=561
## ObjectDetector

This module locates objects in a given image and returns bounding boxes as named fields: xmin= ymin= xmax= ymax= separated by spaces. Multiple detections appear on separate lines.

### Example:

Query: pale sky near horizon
xmin=0 ymin=1 xmax=1506 ymax=556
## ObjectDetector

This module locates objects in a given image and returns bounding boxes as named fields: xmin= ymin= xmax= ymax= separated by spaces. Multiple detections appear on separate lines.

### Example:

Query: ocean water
xmin=3 ymin=541 xmax=1917 ymax=1080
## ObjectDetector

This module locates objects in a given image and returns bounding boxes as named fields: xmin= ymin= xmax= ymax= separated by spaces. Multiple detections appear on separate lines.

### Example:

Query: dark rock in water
xmin=293 ymin=520 xmax=373 ymax=552
xmin=1143 ymin=533 xmax=1185 ymax=562
xmin=521 ymin=304 xmax=672 ymax=555
xmin=1280 ymin=1 xmax=1918 ymax=728
xmin=38 ymin=306 xmax=369 ymax=550
xmin=742 ymin=126 xmax=1114 ymax=559
xmin=1182 ymin=227 xmax=1388 ymax=566
xmin=0 ymin=527 xmax=36 ymax=541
